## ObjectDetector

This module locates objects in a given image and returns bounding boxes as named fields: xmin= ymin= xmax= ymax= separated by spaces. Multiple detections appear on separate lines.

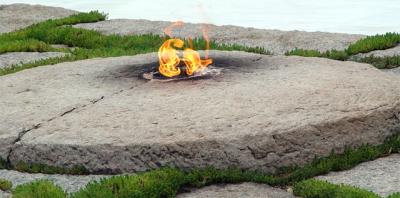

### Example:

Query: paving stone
xmin=0 ymin=3 xmax=77 ymax=33
xmin=1 ymin=51 xmax=399 ymax=173
xmin=0 ymin=169 xmax=108 ymax=194
xmin=384 ymin=67 xmax=400 ymax=75
xmin=74 ymin=19 xmax=364 ymax=55
xmin=176 ymin=183 xmax=296 ymax=198
xmin=0 ymin=52 xmax=66 ymax=69
xmin=317 ymin=154 xmax=400 ymax=197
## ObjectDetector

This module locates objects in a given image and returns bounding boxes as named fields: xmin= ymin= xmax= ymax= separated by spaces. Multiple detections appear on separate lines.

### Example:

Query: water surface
xmin=2 ymin=0 xmax=400 ymax=35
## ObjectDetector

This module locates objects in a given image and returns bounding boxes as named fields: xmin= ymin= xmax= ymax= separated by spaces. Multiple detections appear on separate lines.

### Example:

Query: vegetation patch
xmin=347 ymin=33 xmax=400 ymax=55
xmin=293 ymin=179 xmax=380 ymax=198
xmin=388 ymin=193 xmax=400 ymax=198
xmin=12 ymin=180 xmax=66 ymax=198
xmin=0 ymin=178 xmax=12 ymax=191
xmin=0 ymin=157 xmax=6 ymax=169
xmin=355 ymin=55 xmax=400 ymax=69
xmin=73 ymin=168 xmax=186 ymax=198
xmin=286 ymin=32 xmax=400 ymax=69
xmin=0 ymin=11 xmax=269 ymax=76
xmin=293 ymin=179 xmax=400 ymax=198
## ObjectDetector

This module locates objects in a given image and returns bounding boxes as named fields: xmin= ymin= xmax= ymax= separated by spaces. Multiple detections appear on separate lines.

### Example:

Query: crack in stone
xmin=6 ymin=123 xmax=41 ymax=165
xmin=5 ymin=95 xmax=107 ymax=167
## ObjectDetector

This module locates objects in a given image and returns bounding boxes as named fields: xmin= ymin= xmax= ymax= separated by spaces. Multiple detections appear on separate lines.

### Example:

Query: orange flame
xmin=158 ymin=21 xmax=213 ymax=77
xmin=158 ymin=39 xmax=184 ymax=78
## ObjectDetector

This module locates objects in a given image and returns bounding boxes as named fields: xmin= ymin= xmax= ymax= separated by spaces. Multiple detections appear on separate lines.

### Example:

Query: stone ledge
xmin=1 ymin=51 xmax=400 ymax=173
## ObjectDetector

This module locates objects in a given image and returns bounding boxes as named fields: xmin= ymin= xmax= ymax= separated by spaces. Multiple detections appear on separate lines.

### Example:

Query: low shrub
xmin=286 ymin=32 xmax=400 ymax=69
xmin=12 ymin=180 xmax=66 ymax=198
xmin=293 ymin=179 xmax=380 ymax=198
xmin=73 ymin=168 xmax=186 ymax=198
xmin=347 ymin=33 xmax=400 ymax=55
xmin=0 ymin=179 xmax=12 ymax=191
xmin=285 ymin=49 xmax=349 ymax=61
xmin=388 ymin=193 xmax=400 ymax=198
xmin=357 ymin=55 xmax=400 ymax=69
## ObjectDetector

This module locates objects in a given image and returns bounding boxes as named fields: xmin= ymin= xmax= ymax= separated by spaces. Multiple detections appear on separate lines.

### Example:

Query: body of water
xmin=2 ymin=0 xmax=400 ymax=35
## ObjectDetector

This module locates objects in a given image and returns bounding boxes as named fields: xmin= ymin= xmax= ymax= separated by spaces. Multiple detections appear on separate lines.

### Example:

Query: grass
xmin=293 ymin=179 xmax=380 ymax=198
xmin=293 ymin=179 xmax=400 ymax=198
xmin=0 ymin=10 xmax=269 ymax=76
xmin=12 ymin=180 xmax=66 ymax=198
xmin=286 ymin=32 xmax=400 ymax=69
xmin=73 ymin=168 xmax=186 ymax=198
xmin=285 ymin=49 xmax=349 ymax=61
xmin=389 ymin=193 xmax=400 ymax=198
xmin=347 ymin=33 xmax=400 ymax=55
xmin=0 ymin=179 xmax=12 ymax=191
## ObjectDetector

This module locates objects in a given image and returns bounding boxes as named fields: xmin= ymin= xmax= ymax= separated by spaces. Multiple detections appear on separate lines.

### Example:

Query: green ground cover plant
xmin=286 ymin=32 xmax=400 ymax=69
xmin=0 ymin=178 xmax=12 ymax=191
xmin=347 ymin=33 xmax=400 ymax=55
xmin=0 ymin=11 xmax=268 ymax=76
xmin=388 ymin=193 xmax=400 ymax=198
xmin=293 ymin=179 xmax=380 ymax=198
xmin=356 ymin=55 xmax=400 ymax=69
xmin=12 ymin=180 xmax=66 ymax=198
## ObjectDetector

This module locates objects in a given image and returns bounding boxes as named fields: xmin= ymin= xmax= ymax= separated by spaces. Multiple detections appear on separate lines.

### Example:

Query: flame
xmin=158 ymin=39 xmax=184 ymax=78
xmin=158 ymin=21 xmax=213 ymax=77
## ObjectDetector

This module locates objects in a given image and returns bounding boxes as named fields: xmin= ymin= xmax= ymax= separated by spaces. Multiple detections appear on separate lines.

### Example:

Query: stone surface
xmin=0 ymin=191 xmax=10 ymax=198
xmin=0 ymin=52 xmax=66 ymax=69
xmin=386 ymin=67 xmax=400 ymax=75
xmin=316 ymin=154 xmax=400 ymax=197
xmin=176 ymin=183 xmax=295 ymax=198
xmin=0 ymin=169 xmax=108 ymax=194
xmin=74 ymin=19 xmax=364 ymax=55
xmin=1 ymin=51 xmax=400 ymax=174
xmin=0 ymin=4 xmax=77 ymax=33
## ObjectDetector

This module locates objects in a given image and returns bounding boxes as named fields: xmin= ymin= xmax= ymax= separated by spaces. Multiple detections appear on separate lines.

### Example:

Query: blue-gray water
xmin=2 ymin=0 xmax=400 ymax=35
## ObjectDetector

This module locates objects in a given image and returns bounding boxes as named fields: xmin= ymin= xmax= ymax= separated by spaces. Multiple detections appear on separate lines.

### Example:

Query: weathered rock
xmin=0 ymin=191 xmax=10 ymax=198
xmin=74 ymin=19 xmax=364 ymax=55
xmin=0 ymin=56 xmax=141 ymax=159
xmin=353 ymin=45 xmax=400 ymax=59
xmin=0 ymin=4 xmax=77 ymax=34
xmin=1 ymin=51 xmax=400 ymax=174
xmin=0 ymin=52 xmax=66 ymax=69
xmin=176 ymin=183 xmax=296 ymax=198
xmin=0 ymin=169 xmax=108 ymax=194
xmin=316 ymin=154 xmax=400 ymax=197
xmin=386 ymin=67 xmax=400 ymax=75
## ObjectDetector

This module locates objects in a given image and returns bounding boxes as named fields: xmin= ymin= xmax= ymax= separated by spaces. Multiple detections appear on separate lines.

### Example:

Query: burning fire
xmin=158 ymin=22 xmax=213 ymax=77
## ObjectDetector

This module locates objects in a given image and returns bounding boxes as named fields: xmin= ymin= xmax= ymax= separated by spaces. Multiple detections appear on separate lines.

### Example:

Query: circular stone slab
xmin=2 ymin=51 xmax=400 ymax=174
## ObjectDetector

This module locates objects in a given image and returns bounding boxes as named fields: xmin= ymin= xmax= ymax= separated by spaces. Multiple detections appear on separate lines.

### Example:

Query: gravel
xmin=0 ymin=4 xmax=77 ymax=34
xmin=316 ymin=154 xmax=400 ymax=197
xmin=0 ymin=52 xmax=67 ymax=69
xmin=74 ymin=19 xmax=365 ymax=55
